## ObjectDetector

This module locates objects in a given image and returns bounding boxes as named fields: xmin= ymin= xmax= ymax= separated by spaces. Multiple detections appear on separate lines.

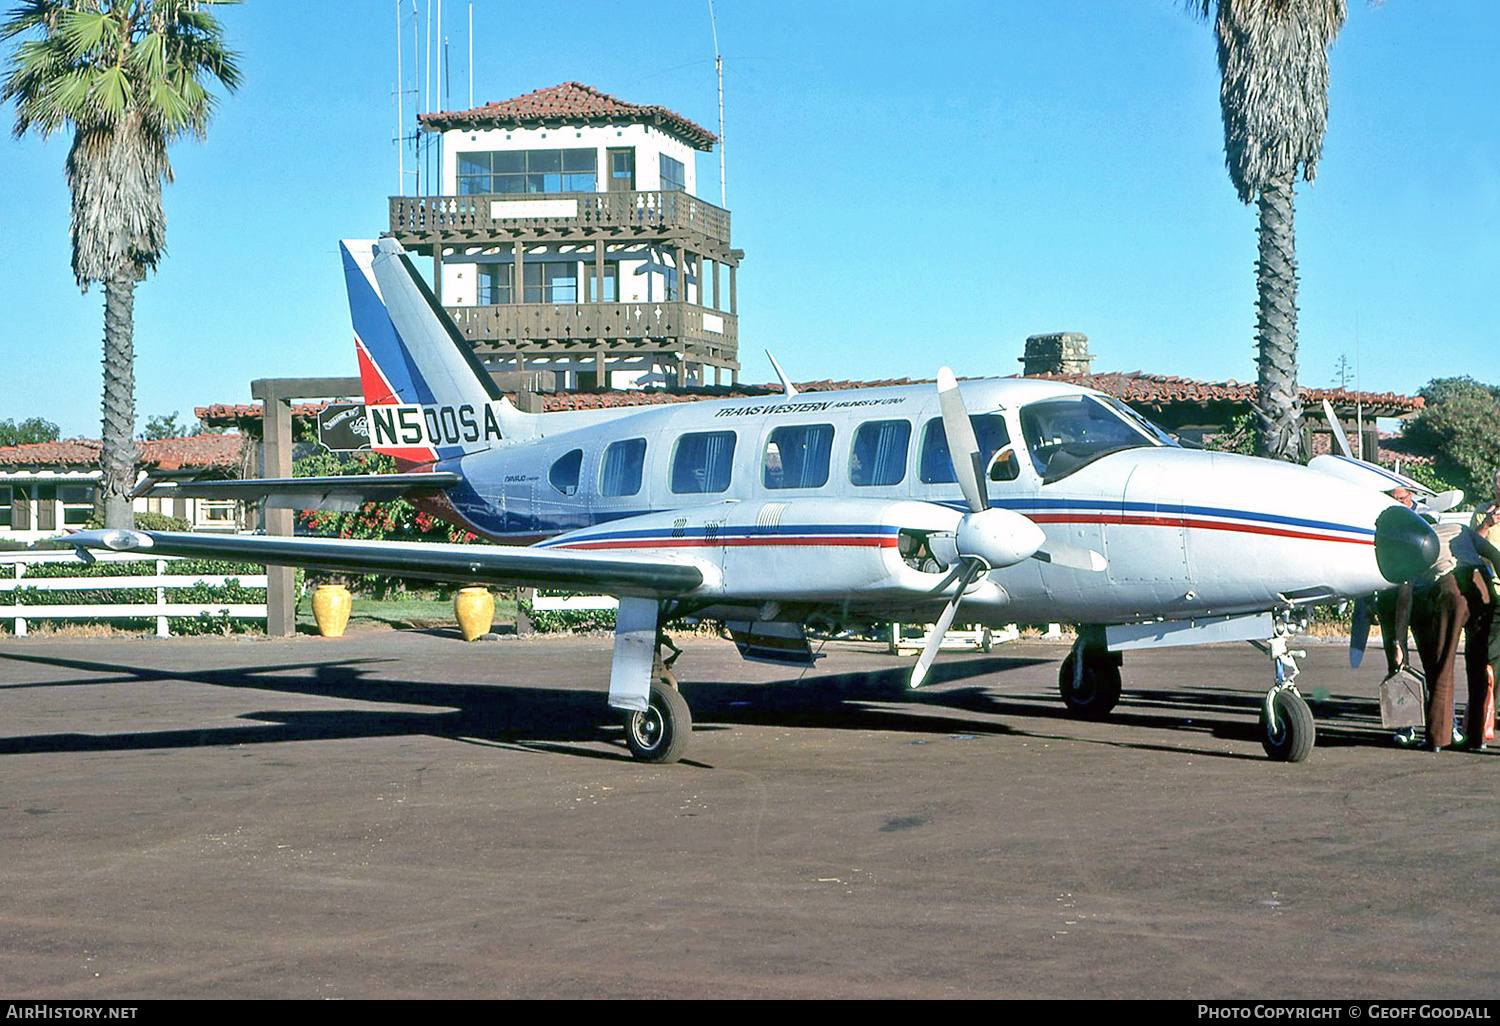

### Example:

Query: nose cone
xmin=1375 ymin=505 xmax=1439 ymax=584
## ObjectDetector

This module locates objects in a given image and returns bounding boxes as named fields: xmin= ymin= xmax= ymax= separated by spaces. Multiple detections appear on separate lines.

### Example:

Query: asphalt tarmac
xmin=1 ymin=628 xmax=1497 ymax=1000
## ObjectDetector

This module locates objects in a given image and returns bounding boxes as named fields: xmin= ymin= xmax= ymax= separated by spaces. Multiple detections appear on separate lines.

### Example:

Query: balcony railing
xmin=448 ymin=300 xmax=738 ymax=360
xmin=391 ymin=190 xmax=732 ymax=247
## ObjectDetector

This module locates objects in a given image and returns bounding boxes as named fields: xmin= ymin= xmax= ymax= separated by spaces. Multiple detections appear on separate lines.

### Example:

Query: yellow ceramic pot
xmin=311 ymin=584 xmax=352 ymax=638
xmin=454 ymin=586 xmax=495 ymax=641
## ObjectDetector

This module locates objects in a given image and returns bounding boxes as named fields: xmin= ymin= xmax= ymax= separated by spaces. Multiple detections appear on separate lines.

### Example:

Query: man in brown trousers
xmin=1394 ymin=517 xmax=1500 ymax=751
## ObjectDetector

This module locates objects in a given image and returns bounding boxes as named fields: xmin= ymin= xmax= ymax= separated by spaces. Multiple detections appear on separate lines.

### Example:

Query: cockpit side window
xmin=919 ymin=415 xmax=1012 ymax=485
xmin=1020 ymin=395 xmax=1161 ymax=482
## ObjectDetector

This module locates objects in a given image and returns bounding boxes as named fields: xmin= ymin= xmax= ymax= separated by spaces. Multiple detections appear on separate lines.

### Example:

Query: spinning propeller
xmin=909 ymin=370 xmax=1108 ymax=688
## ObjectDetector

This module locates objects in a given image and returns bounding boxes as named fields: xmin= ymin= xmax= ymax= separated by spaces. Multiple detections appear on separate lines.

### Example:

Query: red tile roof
xmin=419 ymin=81 xmax=718 ymax=150
xmin=0 ymin=434 xmax=244 ymax=471
xmin=1031 ymin=371 xmax=1424 ymax=417
xmin=197 ymin=402 xmax=343 ymax=428
xmin=198 ymin=373 xmax=1423 ymax=424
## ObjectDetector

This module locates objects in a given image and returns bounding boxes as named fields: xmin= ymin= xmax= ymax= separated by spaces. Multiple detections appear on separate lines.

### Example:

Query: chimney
xmin=1021 ymin=332 xmax=1093 ymax=376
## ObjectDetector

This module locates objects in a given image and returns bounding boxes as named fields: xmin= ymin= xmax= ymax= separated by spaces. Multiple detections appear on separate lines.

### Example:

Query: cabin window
xmin=600 ymin=438 xmax=646 ymax=497
xmin=919 ymin=415 xmax=1013 ymax=484
xmin=0 ymin=485 xmax=10 ymax=528
xmin=763 ymin=424 xmax=833 ymax=490
xmin=671 ymin=431 xmax=736 ymax=494
xmin=849 ymin=420 xmax=911 ymax=487
xmin=549 ymin=449 xmax=584 ymax=495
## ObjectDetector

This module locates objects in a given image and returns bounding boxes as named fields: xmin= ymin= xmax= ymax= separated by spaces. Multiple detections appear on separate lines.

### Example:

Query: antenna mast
xmin=395 ymin=0 xmax=404 ymax=194
xmin=708 ymin=0 xmax=725 ymax=207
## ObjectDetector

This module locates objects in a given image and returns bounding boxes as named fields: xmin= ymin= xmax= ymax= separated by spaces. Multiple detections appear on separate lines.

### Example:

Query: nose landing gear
xmin=1252 ymin=613 xmax=1316 ymax=763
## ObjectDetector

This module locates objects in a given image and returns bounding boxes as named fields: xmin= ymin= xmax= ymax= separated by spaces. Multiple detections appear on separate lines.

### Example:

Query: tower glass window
xmin=457 ymin=149 xmax=598 ymax=194
xmin=524 ymin=262 xmax=579 ymax=303
xmin=478 ymin=264 xmax=513 ymax=305
xmin=659 ymin=153 xmax=685 ymax=192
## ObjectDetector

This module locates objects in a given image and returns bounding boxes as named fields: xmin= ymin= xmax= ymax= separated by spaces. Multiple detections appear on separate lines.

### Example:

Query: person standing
xmin=1394 ymin=517 xmax=1500 ymax=751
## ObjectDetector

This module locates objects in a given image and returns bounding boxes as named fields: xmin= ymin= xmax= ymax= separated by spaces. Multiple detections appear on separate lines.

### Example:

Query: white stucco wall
xmin=437 ymin=122 xmax=699 ymax=196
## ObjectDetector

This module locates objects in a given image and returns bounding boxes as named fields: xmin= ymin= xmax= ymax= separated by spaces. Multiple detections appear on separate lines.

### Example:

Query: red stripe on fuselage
xmin=555 ymin=535 xmax=900 ymax=552
xmin=1026 ymin=513 xmax=1373 ymax=546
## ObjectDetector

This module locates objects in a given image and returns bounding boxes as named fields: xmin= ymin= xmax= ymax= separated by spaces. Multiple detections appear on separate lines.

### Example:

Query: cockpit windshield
xmin=1019 ymin=394 xmax=1176 ymax=482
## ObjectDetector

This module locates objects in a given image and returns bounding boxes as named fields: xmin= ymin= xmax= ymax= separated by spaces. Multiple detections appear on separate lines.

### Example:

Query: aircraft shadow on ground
xmin=0 ymin=648 xmax=1402 ymax=763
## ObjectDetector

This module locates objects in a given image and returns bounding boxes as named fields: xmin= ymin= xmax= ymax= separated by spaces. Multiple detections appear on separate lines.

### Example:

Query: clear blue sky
xmin=0 ymin=0 xmax=1494 ymax=439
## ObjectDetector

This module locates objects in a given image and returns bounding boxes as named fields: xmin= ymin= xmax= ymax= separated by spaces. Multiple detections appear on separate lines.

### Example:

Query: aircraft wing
xmin=136 ymin=472 xmax=463 ymax=512
xmin=64 ymin=529 xmax=706 ymax=599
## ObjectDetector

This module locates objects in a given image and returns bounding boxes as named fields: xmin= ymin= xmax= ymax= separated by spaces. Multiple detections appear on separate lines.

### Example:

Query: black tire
xmin=624 ymin=679 xmax=692 ymax=764
xmin=1059 ymin=651 xmax=1121 ymax=720
xmin=1260 ymin=689 xmax=1316 ymax=763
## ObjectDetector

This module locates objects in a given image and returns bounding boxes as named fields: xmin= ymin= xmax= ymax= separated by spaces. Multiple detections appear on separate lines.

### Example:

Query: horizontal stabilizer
xmin=65 ymin=529 xmax=706 ymax=599
xmin=137 ymin=472 xmax=462 ymax=511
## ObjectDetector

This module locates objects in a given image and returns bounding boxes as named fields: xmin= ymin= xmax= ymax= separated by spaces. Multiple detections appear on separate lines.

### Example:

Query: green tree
xmin=1190 ymin=0 xmax=1348 ymax=462
xmin=141 ymin=409 xmax=188 ymax=439
xmin=2 ymin=1 xmax=240 ymax=527
xmin=0 ymin=415 xmax=61 ymax=445
xmin=1402 ymin=377 xmax=1500 ymax=503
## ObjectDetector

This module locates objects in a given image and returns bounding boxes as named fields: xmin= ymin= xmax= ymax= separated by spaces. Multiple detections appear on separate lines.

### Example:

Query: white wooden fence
xmin=0 ymin=549 xmax=267 ymax=638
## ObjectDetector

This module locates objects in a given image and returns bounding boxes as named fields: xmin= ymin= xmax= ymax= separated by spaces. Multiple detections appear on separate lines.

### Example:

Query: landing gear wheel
xmin=1261 ymin=688 xmax=1315 ymax=762
xmin=625 ymin=679 xmax=692 ymax=764
xmin=1059 ymin=651 xmax=1121 ymax=720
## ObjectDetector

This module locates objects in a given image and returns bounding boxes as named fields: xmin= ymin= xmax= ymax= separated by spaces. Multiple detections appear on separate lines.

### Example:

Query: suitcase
xmin=1380 ymin=666 xmax=1427 ymax=730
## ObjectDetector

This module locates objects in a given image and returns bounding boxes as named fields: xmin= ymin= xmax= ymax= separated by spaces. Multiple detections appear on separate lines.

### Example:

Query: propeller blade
xmin=1421 ymin=490 xmax=1464 ymax=515
xmin=937 ymin=367 xmax=988 ymax=513
xmin=1033 ymin=543 xmax=1109 ymax=573
xmin=910 ymin=559 xmax=986 ymax=689
xmin=1321 ymin=399 xmax=1355 ymax=460
xmin=1350 ymin=595 xmax=1372 ymax=669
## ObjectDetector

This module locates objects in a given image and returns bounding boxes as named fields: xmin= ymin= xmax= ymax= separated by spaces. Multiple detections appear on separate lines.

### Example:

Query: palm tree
xmin=1192 ymin=0 xmax=1348 ymax=462
xmin=2 ymin=1 xmax=239 ymax=526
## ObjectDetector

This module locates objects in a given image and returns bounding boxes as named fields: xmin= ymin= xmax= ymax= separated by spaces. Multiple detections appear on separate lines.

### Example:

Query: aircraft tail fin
xmin=340 ymin=238 xmax=506 ymax=462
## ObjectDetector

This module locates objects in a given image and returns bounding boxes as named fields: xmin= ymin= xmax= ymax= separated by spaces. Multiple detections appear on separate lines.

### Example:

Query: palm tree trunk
xmin=100 ymin=272 xmax=137 ymax=529
xmin=1254 ymin=171 xmax=1303 ymax=462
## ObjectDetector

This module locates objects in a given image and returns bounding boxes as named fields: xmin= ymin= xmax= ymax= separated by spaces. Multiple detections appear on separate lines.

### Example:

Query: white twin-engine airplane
xmin=71 ymin=238 xmax=1442 ymax=765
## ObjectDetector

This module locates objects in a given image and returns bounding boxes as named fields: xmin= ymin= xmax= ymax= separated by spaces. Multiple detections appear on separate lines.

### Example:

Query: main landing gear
xmin=1058 ymin=640 xmax=1122 ymax=720
xmin=1061 ymin=615 xmax=1316 ymax=762
xmin=623 ymin=637 xmax=692 ymax=764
